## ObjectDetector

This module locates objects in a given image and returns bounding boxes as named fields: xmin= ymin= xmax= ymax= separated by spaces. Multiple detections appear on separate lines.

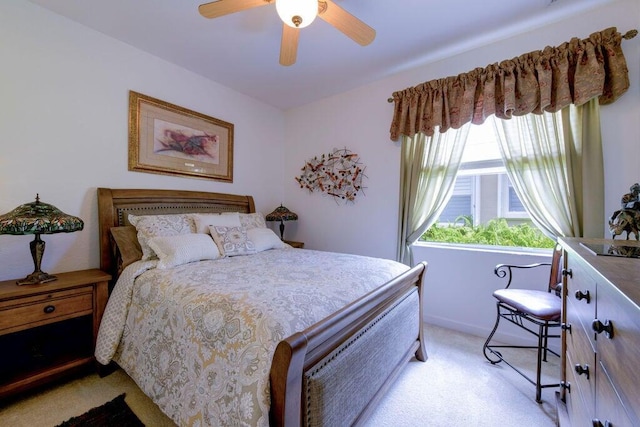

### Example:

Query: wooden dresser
xmin=557 ymin=238 xmax=640 ymax=426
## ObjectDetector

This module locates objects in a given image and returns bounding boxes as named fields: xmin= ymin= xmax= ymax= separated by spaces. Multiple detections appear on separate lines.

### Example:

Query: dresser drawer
xmin=564 ymin=350 xmax=593 ymax=427
xmin=595 ymin=362 xmax=636 ymax=427
xmin=596 ymin=280 xmax=640 ymax=423
xmin=565 ymin=260 xmax=596 ymax=347
xmin=0 ymin=286 xmax=93 ymax=334
xmin=565 ymin=308 xmax=596 ymax=414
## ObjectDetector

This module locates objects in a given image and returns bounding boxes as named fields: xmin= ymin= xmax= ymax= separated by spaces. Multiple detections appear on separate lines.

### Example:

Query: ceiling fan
xmin=198 ymin=0 xmax=376 ymax=66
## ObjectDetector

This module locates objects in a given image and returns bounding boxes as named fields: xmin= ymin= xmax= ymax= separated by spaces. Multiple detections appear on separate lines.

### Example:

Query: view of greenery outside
xmin=420 ymin=216 xmax=556 ymax=249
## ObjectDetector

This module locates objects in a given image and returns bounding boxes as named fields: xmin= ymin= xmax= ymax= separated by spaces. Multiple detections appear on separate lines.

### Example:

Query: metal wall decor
xmin=295 ymin=148 xmax=366 ymax=203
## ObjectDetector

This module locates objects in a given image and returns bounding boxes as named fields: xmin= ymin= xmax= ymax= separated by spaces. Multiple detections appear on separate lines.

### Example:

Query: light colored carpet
xmin=0 ymin=324 xmax=559 ymax=426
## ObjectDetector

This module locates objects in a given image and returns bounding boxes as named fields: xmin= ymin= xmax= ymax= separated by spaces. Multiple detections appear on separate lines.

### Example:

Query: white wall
xmin=0 ymin=1 xmax=286 ymax=281
xmin=283 ymin=0 xmax=639 ymax=340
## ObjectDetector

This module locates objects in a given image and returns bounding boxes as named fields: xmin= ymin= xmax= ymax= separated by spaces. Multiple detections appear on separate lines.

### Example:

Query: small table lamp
xmin=265 ymin=204 xmax=298 ymax=240
xmin=0 ymin=194 xmax=84 ymax=285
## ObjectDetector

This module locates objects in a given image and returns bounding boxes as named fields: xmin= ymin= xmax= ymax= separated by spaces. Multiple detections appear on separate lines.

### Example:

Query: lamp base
xmin=16 ymin=271 xmax=57 ymax=286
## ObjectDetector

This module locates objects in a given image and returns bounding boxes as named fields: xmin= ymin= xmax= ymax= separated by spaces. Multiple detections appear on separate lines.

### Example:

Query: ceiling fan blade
xmin=199 ymin=0 xmax=271 ymax=19
xmin=318 ymin=0 xmax=375 ymax=46
xmin=280 ymin=24 xmax=299 ymax=66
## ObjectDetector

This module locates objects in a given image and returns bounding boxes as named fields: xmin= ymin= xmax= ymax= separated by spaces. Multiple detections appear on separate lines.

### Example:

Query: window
xmin=499 ymin=174 xmax=527 ymax=218
xmin=438 ymin=175 xmax=474 ymax=224
xmin=421 ymin=118 xmax=554 ymax=249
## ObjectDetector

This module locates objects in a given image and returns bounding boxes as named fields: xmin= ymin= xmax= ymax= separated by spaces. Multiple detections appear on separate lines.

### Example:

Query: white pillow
xmin=239 ymin=212 xmax=267 ymax=230
xmin=128 ymin=213 xmax=196 ymax=260
xmin=247 ymin=227 xmax=288 ymax=252
xmin=148 ymin=233 xmax=221 ymax=269
xmin=209 ymin=225 xmax=256 ymax=256
xmin=190 ymin=212 xmax=241 ymax=234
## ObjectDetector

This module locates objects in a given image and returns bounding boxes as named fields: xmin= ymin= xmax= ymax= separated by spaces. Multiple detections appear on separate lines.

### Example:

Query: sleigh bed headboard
xmin=97 ymin=187 xmax=255 ymax=280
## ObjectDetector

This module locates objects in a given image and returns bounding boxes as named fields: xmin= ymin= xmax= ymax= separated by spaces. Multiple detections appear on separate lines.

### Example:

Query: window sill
xmin=413 ymin=240 xmax=552 ymax=256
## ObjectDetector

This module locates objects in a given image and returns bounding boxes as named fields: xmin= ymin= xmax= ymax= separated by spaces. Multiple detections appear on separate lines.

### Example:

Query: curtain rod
xmin=386 ymin=28 xmax=638 ymax=103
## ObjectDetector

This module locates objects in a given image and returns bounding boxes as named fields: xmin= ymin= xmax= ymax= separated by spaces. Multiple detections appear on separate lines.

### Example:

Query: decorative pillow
xmin=247 ymin=227 xmax=288 ymax=252
xmin=190 ymin=212 xmax=241 ymax=234
xmin=128 ymin=214 xmax=196 ymax=260
xmin=110 ymin=225 xmax=143 ymax=271
xmin=239 ymin=212 xmax=267 ymax=230
xmin=209 ymin=225 xmax=256 ymax=256
xmin=148 ymin=233 xmax=221 ymax=269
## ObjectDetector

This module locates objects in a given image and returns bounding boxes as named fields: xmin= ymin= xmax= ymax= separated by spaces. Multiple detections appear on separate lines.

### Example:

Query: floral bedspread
xmin=95 ymin=248 xmax=408 ymax=427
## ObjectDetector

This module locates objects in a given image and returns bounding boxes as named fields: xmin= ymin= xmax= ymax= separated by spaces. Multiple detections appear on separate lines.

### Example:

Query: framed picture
xmin=128 ymin=91 xmax=233 ymax=182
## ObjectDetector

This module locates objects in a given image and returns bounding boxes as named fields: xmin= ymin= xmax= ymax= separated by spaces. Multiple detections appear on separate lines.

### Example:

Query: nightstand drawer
xmin=0 ymin=287 xmax=93 ymax=334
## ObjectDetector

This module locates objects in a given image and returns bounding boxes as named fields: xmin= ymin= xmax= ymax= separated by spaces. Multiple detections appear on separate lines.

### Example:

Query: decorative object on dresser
xmin=609 ymin=182 xmax=640 ymax=240
xmin=0 ymin=269 xmax=110 ymax=399
xmin=265 ymin=204 xmax=298 ymax=240
xmin=128 ymin=91 xmax=234 ymax=182
xmin=557 ymin=237 xmax=640 ymax=427
xmin=482 ymin=244 xmax=563 ymax=403
xmin=0 ymin=195 xmax=84 ymax=285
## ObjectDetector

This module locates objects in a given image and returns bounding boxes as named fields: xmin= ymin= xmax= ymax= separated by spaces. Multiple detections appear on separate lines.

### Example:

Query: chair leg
xmin=535 ymin=323 xmax=545 ymax=403
xmin=483 ymin=302 xmax=503 ymax=364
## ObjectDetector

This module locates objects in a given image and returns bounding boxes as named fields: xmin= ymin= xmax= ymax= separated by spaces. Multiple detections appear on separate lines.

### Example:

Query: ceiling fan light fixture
xmin=276 ymin=0 xmax=318 ymax=28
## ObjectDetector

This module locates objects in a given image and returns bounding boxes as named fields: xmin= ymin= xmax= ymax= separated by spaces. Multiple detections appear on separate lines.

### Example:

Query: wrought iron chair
xmin=482 ymin=244 xmax=563 ymax=403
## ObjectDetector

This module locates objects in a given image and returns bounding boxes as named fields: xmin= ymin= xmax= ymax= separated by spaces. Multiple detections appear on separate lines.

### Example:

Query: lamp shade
xmin=0 ymin=195 xmax=84 ymax=235
xmin=0 ymin=195 xmax=84 ymax=285
xmin=265 ymin=205 xmax=298 ymax=240
xmin=275 ymin=0 xmax=318 ymax=28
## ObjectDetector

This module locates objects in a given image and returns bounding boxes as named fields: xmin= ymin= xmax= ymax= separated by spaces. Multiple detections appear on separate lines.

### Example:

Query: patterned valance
xmin=389 ymin=27 xmax=633 ymax=140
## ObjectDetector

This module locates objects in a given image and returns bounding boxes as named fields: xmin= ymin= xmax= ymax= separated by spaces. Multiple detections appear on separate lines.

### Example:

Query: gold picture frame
xmin=128 ymin=91 xmax=233 ymax=182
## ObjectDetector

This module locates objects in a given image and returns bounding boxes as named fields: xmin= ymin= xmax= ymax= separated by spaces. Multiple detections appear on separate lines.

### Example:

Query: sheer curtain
xmin=493 ymin=98 xmax=604 ymax=239
xmin=396 ymin=124 xmax=470 ymax=265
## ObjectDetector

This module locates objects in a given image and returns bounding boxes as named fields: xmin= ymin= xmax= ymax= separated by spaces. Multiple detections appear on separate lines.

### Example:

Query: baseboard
xmin=423 ymin=315 xmax=561 ymax=354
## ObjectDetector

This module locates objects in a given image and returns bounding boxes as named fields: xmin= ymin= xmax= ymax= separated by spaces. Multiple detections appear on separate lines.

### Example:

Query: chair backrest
xmin=547 ymin=244 xmax=563 ymax=293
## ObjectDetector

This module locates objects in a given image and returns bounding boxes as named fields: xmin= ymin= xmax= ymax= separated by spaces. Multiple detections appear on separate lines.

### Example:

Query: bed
xmin=95 ymin=187 xmax=427 ymax=426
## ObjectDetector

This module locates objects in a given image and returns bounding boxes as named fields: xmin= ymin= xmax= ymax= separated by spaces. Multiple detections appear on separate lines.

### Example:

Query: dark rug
xmin=55 ymin=393 xmax=144 ymax=427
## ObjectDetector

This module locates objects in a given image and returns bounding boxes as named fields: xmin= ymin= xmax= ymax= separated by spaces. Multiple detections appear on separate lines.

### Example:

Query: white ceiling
xmin=25 ymin=0 xmax=613 ymax=110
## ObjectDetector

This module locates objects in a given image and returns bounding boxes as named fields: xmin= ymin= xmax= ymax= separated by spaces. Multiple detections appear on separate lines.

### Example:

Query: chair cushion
xmin=493 ymin=289 xmax=561 ymax=321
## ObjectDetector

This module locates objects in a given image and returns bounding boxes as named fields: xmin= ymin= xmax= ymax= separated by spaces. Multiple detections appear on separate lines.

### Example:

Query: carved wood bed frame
xmin=97 ymin=187 xmax=427 ymax=426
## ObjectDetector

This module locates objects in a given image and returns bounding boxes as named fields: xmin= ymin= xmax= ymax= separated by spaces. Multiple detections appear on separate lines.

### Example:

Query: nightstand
xmin=0 ymin=269 xmax=110 ymax=399
xmin=284 ymin=240 xmax=304 ymax=249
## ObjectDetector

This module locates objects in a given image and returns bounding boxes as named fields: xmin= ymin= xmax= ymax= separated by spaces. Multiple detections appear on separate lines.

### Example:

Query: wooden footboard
xmin=270 ymin=261 xmax=427 ymax=427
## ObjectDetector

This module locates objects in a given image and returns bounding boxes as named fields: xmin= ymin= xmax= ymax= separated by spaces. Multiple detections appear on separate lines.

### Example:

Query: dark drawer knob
xmin=43 ymin=305 xmax=56 ymax=314
xmin=561 ymin=323 xmax=572 ymax=333
xmin=592 ymin=420 xmax=612 ymax=427
xmin=575 ymin=290 xmax=590 ymax=303
xmin=575 ymin=364 xmax=590 ymax=379
xmin=562 ymin=268 xmax=573 ymax=278
xmin=592 ymin=319 xmax=614 ymax=339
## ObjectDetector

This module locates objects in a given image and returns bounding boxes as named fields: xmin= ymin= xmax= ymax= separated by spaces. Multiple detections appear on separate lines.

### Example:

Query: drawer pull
xmin=43 ymin=305 xmax=56 ymax=314
xmin=575 ymin=290 xmax=591 ymax=303
xmin=561 ymin=381 xmax=571 ymax=392
xmin=562 ymin=268 xmax=573 ymax=278
xmin=574 ymin=364 xmax=590 ymax=379
xmin=592 ymin=319 xmax=614 ymax=339
xmin=561 ymin=323 xmax=572 ymax=333
xmin=592 ymin=420 xmax=612 ymax=427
